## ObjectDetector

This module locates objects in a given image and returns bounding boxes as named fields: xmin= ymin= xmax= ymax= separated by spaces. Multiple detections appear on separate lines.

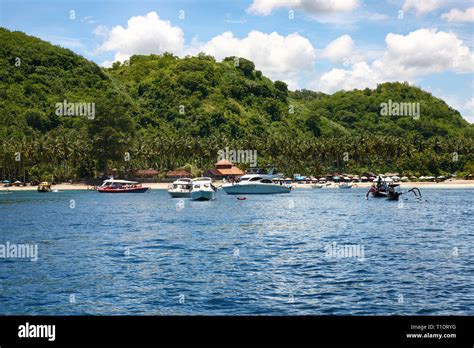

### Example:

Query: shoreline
xmin=2 ymin=180 xmax=474 ymax=191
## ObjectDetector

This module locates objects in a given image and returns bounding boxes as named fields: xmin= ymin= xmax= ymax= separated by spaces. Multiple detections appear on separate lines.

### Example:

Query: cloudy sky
xmin=1 ymin=0 xmax=473 ymax=122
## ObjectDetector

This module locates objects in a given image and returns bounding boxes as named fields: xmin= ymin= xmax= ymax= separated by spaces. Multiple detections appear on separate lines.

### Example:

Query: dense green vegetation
xmin=1 ymin=28 xmax=473 ymax=182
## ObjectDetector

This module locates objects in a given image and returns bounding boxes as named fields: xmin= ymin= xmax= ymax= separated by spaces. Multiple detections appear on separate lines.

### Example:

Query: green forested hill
xmin=1 ymin=28 xmax=473 ymax=181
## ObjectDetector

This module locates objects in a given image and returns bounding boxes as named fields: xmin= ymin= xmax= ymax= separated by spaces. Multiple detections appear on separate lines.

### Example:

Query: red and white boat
xmin=97 ymin=179 xmax=150 ymax=193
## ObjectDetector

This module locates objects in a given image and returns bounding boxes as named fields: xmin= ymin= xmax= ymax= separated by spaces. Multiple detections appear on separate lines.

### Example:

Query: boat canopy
xmin=102 ymin=179 xmax=138 ymax=184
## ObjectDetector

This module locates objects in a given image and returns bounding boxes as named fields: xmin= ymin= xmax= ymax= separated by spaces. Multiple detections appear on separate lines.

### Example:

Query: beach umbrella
xmin=361 ymin=176 xmax=368 ymax=179
xmin=401 ymin=176 xmax=409 ymax=181
xmin=384 ymin=177 xmax=393 ymax=182
xmin=14 ymin=181 xmax=21 ymax=184
xmin=2 ymin=180 xmax=10 ymax=183
xmin=437 ymin=176 xmax=445 ymax=179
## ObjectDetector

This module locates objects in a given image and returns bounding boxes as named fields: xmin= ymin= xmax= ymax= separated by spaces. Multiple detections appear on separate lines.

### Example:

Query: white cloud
xmin=373 ymin=28 xmax=474 ymax=79
xmin=402 ymin=0 xmax=442 ymax=15
xmin=317 ymin=62 xmax=381 ymax=93
xmin=320 ymin=35 xmax=355 ymax=64
xmin=441 ymin=7 xmax=474 ymax=22
xmin=188 ymin=30 xmax=316 ymax=90
xmin=315 ymin=28 xmax=474 ymax=93
xmin=97 ymin=11 xmax=185 ymax=63
xmin=464 ymin=97 xmax=474 ymax=123
xmin=247 ymin=0 xmax=359 ymax=16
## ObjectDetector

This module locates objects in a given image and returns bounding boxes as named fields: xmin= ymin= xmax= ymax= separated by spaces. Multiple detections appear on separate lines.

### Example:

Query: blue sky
xmin=1 ymin=0 xmax=473 ymax=122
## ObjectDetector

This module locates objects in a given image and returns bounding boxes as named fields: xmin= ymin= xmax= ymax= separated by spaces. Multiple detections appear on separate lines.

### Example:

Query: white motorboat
xmin=339 ymin=182 xmax=353 ymax=189
xmin=168 ymin=178 xmax=193 ymax=198
xmin=222 ymin=174 xmax=291 ymax=194
xmin=190 ymin=177 xmax=216 ymax=201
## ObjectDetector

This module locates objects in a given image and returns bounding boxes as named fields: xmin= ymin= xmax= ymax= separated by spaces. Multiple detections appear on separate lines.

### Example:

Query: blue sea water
xmin=0 ymin=188 xmax=473 ymax=315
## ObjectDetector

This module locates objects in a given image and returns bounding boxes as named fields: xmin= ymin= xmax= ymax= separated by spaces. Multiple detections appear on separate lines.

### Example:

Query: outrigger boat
xmin=366 ymin=177 xmax=421 ymax=201
xmin=366 ymin=176 xmax=388 ymax=197
xmin=98 ymin=179 xmax=150 ymax=193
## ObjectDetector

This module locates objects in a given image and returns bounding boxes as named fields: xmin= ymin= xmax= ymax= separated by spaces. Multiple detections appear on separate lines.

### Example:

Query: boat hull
xmin=222 ymin=184 xmax=291 ymax=194
xmin=191 ymin=190 xmax=215 ymax=201
xmin=98 ymin=187 xmax=150 ymax=193
xmin=371 ymin=190 xmax=387 ymax=198
xmin=168 ymin=190 xmax=191 ymax=198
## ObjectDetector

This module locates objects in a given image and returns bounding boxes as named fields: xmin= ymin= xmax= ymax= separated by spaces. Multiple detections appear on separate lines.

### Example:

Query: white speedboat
xmin=190 ymin=177 xmax=216 ymax=201
xmin=168 ymin=178 xmax=192 ymax=198
xmin=222 ymin=174 xmax=291 ymax=194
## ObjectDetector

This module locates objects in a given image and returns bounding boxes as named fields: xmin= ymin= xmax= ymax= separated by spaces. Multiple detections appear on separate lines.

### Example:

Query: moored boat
xmin=37 ymin=182 xmax=52 ymax=192
xmin=338 ymin=182 xmax=353 ymax=189
xmin=190 ymin=177 xmax=216 ymax=201
xmin=222 ymin=174 xmax=291 ymax=194
xmin=367 ymin=176 xmax=387 ymax=197
xmin=97 ymin=179 xmax=150 ymax=193
xmin=168 ymin=178 xmax=193 ymax=198
xmin=366 ymin=177 xmax=421 ymax=201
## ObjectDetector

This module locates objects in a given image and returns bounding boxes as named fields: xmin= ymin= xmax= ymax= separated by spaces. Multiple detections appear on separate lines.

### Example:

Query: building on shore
xmin=132 ymin=169 xmax=160 ymax=182
xmin=165 ymin=170 xmax=192 ymax=181
xmin=204 ymin=159 xmax=244 ymax=180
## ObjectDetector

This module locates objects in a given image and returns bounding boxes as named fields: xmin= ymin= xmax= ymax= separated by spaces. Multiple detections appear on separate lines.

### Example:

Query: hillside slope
xmin=0 ymin=28 xmax=472 ymax=180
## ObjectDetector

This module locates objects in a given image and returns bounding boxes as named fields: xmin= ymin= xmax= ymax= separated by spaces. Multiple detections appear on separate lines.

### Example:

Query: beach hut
xmin=133 ymin=169 xmax=159 ymax=182
xmin=204 ymin=159 xmax=244 ymax=180
xmin=166 ymin=170 xmax=192 ymax=181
